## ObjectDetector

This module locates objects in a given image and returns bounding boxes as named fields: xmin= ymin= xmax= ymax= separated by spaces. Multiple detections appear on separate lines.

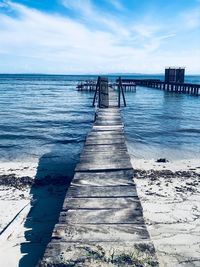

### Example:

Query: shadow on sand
xmin=19 ymin=147 xmax=78 ymax=267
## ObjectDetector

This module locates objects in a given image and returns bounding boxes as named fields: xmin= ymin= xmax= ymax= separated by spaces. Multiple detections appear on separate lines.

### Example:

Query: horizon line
xmin=0 ymin=72 xmax=200 ymax=76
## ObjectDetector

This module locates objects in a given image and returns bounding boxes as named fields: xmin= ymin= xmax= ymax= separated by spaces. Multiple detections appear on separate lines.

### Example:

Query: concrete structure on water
xmin=165 ymin=67 xmax=185 ymax=83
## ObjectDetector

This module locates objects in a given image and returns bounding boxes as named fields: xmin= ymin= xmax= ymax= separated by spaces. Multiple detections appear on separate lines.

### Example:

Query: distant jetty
xmin=77 ymin=68 xmax=199 ymax=96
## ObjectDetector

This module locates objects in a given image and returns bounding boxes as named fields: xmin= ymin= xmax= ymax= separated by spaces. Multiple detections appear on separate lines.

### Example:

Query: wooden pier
xmin=77 ymin=79 xmax=136 ymax=92
xmin=77 ymin=80 xmax=96 ymax=91
xmin=118 ymin=79 xmax=200 ymax=96
xmin=77 ymin=77 xmax=199 ymax=96
xmin=38 ymin=78 xmax=156 ymax=266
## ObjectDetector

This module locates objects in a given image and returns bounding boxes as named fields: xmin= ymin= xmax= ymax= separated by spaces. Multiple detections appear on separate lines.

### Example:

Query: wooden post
xmin=118 ymin=77 xmax=121 ymax=107
xmin=99 ymin=77 xmax=109 ymax=108
xmin=118 ymin=77 xmax=126 ymax=107
xmin=121 ymin=82 xmax=127 ymax=107
xmin=92 ymin=76 xmax=100 ymax=107
xmin=98 ymin=77 xmax=101 ymax=107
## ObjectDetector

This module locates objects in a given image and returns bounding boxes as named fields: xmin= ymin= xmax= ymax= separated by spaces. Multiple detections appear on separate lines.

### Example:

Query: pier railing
xmin=92 ymin=76 xmax=109 ymax=108
xmin=117 ymin=77 xmax=126 ymax=107
xmin=92 ymin=76 xmax=127 ymax=108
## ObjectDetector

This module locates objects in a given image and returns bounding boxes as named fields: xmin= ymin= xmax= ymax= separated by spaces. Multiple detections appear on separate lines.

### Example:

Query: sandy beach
xmin=0 ymin=161 xmax=69 ymax=267
xmin=0 ymin=0 xmax=200 ymax=265
xmin=132 ymin=158 xmax=200 ymax=267
xmin=0 ymin=158 xmax=200 ymax=267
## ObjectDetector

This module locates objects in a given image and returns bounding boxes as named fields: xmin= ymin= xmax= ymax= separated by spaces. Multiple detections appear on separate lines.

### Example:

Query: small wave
xmin=42 ymin=155 xmax=60 ymax=159
xmin=0 ymin=144 xmax=20 ymax=149
xmin=0 ymin=133 xmax=51 ymax=142
xmin=177 ymin=128 xmax=200 ymax=133
xmin=55 ymin=138 xmax=85 ymax=144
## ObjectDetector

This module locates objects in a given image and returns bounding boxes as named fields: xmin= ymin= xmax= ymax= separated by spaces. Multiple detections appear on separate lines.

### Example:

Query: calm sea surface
xmin=0 ymin=74 xmax=199 ymax=176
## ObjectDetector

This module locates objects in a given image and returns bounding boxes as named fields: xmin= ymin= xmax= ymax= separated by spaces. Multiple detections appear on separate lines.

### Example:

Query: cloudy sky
xmin=0 ymin=0 xmax=200 ymax=74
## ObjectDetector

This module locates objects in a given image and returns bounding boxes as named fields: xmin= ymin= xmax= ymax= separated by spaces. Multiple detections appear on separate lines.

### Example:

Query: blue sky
xmin=0 ymin=0 xmax=200 ymax=74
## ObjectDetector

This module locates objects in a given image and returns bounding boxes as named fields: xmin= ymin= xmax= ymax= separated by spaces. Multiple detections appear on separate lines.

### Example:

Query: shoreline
xmin=0 ymin=158 xmax=200 ymax=266
xmin=132 ymin=158 xmax=200 ymax=173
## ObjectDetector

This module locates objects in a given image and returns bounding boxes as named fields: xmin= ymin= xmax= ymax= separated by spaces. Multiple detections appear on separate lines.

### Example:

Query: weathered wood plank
xmin=79 ymin=153 xmax=131 ymax=161
xmin=87 ymin=132 xmax=124 ymax=138
xmin=65 ymin=185 xmax=138 ymax=198
xmin=85 ymin=139 xmax=125 ymax=145
xmin=73 ymin=169 xmax=134 ymax=180
xmin=59 ymin=208 xmax=144 ymax=224
xmin=80 ymin=150 xmax=130 ymax=156
xmin=52 ymin=224 xmax=150 ymax=242
xmin=43 ymin=241 xmax=155 ymax=261
xmin=75 ymin=162 xmax=133 ymax=171
xmin=63 ymin=197 xmax=140 ymax=210
xmin=82 ymin=144 xmax=127 ymax=151
xmin=94 ymin=123 xmax=122 ymax=127
xmin=92 ymin=125 xmax=123 ymax=131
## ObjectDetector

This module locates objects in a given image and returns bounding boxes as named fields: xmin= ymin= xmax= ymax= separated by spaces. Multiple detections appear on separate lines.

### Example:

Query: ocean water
xmin=0 ymin=74 xmax=199 ymax=177
xmin=122 ymin=85 xmax=200 ymax=161
xmin=0 ymin=75 xmax=95 ymax=177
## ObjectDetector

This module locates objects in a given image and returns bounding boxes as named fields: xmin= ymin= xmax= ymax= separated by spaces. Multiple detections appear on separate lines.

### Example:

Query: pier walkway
xmin=39 ymin=81 xmax=156 ymax=266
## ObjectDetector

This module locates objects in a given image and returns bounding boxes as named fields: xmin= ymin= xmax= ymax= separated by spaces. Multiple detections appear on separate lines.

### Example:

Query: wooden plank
xmin=65 ymin=185 xmax=138 ymax=198
xmin=71 ymin=178 xmax=135 ymax=187
xmin=93 ymin=125 xmax=123 ymax=131
xmin=71 ymin=170 xmax=134 ymax=186
xmin=79 ymin=154 xmax=131 ymax=162
xmin=79 ymin=151 xmax=130 ymax=158
xmin=52 ymin=224 xmax=150 ymax=242
xmin=83 ymin=142 xmax=127 ymax=153
xmin=59 ymin=208 xmax=144 ymax=224
xmin=75 ymin=162 xmax=133 ymax=172
xmin=73 ymin=170 xmax=134 ymax=180
xmin=92 ymin=118 xmax=121 ymax=123
xmin=43 ymin=241 xmax=155 ymax=261
xmin=63 ymin=197 xmax=140 ymax=210
xmin=86 ymin=135 xmax=125 ymax=141
xmin=85 ymin=138 xmax=125 ymax=145
xmin=87 ymin=131 xmax=124 ymax=137
xmin=76 ymin=162 xmax=132 ymax=170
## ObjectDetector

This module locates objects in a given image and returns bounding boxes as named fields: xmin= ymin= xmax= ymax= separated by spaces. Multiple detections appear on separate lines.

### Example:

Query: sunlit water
xmin=121 ymin=85 xmax=200 ymax=160
xmin=0 ymin=74 xmax=199 ymax=177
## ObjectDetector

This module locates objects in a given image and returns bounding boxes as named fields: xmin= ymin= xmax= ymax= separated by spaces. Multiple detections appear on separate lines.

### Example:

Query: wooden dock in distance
xmin=77 ymin=80 xmax=96 ymax=91
xmin=38 ymin=79 xmax=156 ymax=266
xmin=77 ymin=79 xmax=136 ymax=92
xmin=118 ymin=78 xmax=200 ymax=96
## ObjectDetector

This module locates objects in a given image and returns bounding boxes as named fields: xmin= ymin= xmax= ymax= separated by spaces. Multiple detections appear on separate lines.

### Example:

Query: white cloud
xmin=0 ymin=1 xmax=199 ymax=73
xmin=0 ymin=0 xmax=8 ymax=8
xmin=62 ymin=0 xmax=93 ymax=16
xmin=0 ymin=1 xmax=134 ymax=73
xmin=62 ymin=0 xmax=130 ymax=37
xmin=181 ymin=7 xmax=200 ymax=29
xmin=132 ymin=23 xmax=160 ymax=38
xmin=109 ymin=0 xmax=124 ymax=11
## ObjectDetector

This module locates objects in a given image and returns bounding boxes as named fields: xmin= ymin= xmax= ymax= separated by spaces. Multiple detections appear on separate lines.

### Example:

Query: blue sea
xmin=0 ymin=74 xmax=199 ymax=177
